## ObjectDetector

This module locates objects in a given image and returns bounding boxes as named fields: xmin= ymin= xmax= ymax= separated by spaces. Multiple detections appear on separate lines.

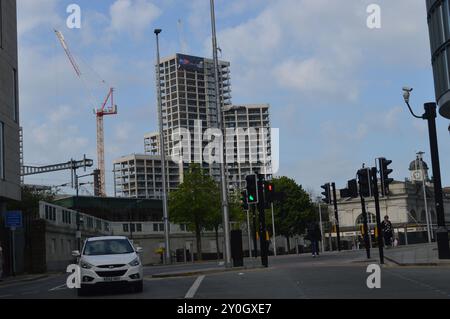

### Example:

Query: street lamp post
xmin=403 ymin=88 xmax=450 ymax=259
xmin=317 ymin=198 xmax=325 ymax=253
xmin=210 ymin=0 xmax=232 ymax=268
xmin=154 ymin=29 xmax=171 ymax=264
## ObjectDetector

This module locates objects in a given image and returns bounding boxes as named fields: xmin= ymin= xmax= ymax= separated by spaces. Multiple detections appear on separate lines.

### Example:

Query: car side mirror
xmin=136 ymin=247 xmax=143 ymax=254
xmin=72 ymin=250 xmax=81 ymax=258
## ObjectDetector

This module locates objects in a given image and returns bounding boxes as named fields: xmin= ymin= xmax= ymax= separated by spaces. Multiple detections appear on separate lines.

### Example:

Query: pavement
xmin=0 ymin=274 xmax=51 ymax=286
xmin=383 ymin=243 xmax=450 ymax=266
xmin=2 ymin=248 xmax=450 ymax=299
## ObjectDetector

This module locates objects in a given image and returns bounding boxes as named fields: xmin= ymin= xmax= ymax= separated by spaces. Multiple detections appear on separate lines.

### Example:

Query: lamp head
xmin=154 ymin=29 xmax=162 ymax=35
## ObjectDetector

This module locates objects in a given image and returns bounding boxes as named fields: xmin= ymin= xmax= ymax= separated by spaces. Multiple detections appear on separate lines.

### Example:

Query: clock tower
xmin=409 ymin=156 xmax=429 ymax=183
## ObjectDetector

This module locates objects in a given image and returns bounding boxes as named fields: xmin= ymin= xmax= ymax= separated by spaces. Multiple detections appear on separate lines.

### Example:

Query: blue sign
xmin=5 ymin=211 xmax=22 ymax=228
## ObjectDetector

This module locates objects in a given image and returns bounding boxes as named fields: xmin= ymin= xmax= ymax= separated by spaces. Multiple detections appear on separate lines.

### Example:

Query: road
xmin=1 ymin=250 xmax=450 ymax=299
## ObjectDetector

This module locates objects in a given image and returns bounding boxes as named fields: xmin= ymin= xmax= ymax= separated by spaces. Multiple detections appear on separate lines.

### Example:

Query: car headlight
xmin=129 ymin=258 xmax=140 ymax=267
xmin=80 ymin=260 xmax=94 ymax=269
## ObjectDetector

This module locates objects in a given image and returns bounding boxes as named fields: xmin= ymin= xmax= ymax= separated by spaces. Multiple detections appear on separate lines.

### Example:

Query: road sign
xmin=4 ymin=211 xmax=23 ymax=229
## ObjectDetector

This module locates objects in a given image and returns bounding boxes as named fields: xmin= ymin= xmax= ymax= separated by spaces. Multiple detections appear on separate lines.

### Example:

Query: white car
xmin=72 ymin=236 xmax=144 ymax=296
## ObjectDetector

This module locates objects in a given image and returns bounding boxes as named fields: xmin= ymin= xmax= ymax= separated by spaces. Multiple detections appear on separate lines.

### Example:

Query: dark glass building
xmin=427 ymin=0 xmax=450 ymax=118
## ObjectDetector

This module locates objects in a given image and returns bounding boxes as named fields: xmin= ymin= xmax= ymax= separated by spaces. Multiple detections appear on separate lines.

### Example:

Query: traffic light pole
xmin=252 ymin=204 xmax=258 ymax=258
xmin=271 ymin=203 xmax=277 ymax=257
xmin=331 ymin=183 xmax=341 ymax=251
xmin=423 ymin=103 xmax=450 ymax=259
xmin=371 ymin=167 xmax=384 ymax=264
xmin=359 ymin=192 xmax=371 ymax=259
xmin=257 ymin=175 xmax=269 ymax=268
xmin=246 ymin=209 xmax=252 ymax=258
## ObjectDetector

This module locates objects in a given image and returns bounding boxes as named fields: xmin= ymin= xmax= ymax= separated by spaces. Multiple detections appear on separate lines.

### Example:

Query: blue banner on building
xmin=177 ymin=54 xmax=205 ymax=72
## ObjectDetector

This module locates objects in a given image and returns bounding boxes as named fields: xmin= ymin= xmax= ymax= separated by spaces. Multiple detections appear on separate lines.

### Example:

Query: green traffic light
xmin=249 ymin=195 xmax=254 ymax=201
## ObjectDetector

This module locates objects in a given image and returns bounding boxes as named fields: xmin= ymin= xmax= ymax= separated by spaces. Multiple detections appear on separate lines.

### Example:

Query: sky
xmin=17 ymin=0 xmax=450 ymax=197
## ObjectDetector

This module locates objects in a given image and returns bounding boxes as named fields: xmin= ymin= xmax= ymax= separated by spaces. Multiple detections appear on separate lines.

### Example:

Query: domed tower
xmin=409 ymin=154 xmax=430 ymax=183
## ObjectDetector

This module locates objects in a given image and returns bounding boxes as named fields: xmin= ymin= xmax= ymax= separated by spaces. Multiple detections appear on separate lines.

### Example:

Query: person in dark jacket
xmin=306 ymin=222 xmax=322 ymax=257
xmin=381 ymin=215 xmax=394 ymax=248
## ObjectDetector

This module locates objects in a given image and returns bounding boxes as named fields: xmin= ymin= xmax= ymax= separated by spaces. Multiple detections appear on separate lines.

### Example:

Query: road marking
xmin=0 ymin=294 xmax=13 ymax=298
xmin=49 ymin=284 xmax=68 ymax=292
xmin=185 ymin=275 xmax=205 ymax=299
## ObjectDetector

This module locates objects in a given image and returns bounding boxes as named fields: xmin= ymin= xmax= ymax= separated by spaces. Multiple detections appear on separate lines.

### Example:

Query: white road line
xmin=49 ymin=284 xmax=68 ymax=292
xmin=185 ymin=275 xmax=205 ymax=299
xmin=0 ymin=295 xmax=13 ymax=298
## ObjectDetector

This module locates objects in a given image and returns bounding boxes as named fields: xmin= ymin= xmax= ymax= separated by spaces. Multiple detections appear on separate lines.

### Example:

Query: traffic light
xmin=357 ymin=168 xmax=371 ymax=198
xmin=379 ymin=158 xmax=394 ymax=196
xmin=240 ymin=190 xmax=249 ymax=211
xmin=340 ymin=179 xmax=358 ymax=199
xmin=93 ymin=169 xmax=101 ymax=197
xmin=321 ymin=183 xmax=331 ymax=204
xmin=246 ymin=174 xmax=259 ymax=204
xmin=348 ymin=179 xmax=358 ymax=198
xmin=264 ymin=182 xmax=275 ymax=208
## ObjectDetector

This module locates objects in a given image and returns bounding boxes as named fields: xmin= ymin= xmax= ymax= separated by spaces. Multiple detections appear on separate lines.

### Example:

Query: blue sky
xmin=17 ymin=0 xmax=450 ymax=197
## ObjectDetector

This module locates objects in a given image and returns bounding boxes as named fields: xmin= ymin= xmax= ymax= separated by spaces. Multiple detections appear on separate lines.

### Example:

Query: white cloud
xmin=17 ymin=0 xmax=62 ymax=37
xmin=212 ymin=0 xmax=428 ymax=103
xmin=109 ymin=0 xmax=162 ymax=37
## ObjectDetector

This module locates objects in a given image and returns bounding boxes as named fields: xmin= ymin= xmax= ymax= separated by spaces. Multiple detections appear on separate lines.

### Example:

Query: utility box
xmin=231 ymin=230 xmax=244 ymax=267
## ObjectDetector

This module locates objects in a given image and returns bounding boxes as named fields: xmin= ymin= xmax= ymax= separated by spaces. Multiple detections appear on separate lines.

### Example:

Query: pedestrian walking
xmin=381 ymin=215 xmax=394 ymax=248
xmin=306 ymin=222 xmax=322 ymax=258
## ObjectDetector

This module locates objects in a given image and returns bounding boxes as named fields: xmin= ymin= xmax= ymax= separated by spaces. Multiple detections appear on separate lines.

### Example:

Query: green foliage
xmin=6 ymin=186 xmax=57 ymax=218
xmin=270 ymin=176 xmax=315 ymax=237
xmin=169 ymin=164 xmax=220 ymax=233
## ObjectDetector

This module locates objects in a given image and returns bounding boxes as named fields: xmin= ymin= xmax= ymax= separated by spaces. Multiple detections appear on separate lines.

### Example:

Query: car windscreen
xmin=83 ymin=239 xmax=134 ymax=256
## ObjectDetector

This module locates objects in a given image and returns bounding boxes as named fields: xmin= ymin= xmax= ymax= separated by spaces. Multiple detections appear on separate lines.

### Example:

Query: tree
xmin=169 ymin=164 xmax=220 ymax=261
xmin=6 ymin=186 xmax=57 ymax=218
xmin=270 ymin=177 xmax=315 ymax=253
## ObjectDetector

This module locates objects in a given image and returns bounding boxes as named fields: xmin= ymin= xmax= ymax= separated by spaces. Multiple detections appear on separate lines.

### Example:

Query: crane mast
xmin=55 ymin=29 xmax=117 ymax=197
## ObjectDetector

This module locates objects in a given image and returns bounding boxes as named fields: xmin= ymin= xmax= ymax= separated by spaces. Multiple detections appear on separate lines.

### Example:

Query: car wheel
xmin=134 ymin=280 xmax=143 ymax=293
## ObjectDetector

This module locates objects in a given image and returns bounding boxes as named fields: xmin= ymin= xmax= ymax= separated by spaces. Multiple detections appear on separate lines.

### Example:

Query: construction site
xmin=0 ymin=19 xmax=274 ymax=275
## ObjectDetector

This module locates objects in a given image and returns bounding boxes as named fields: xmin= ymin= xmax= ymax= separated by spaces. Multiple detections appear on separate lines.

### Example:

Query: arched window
xmin=421 ymin=210 xmax=427 ymax=223
xmin=356 ymin=213 xmax=377 ymax=225
xmin=409 ymin=209 xmax=417 ymax=223
xmin=430 ymin=210 xmax=437 ymax=224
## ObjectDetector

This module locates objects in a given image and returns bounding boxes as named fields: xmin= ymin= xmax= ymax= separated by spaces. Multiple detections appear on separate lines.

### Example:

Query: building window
xmin=86 ymin=217 xmax=93 ymax=229
xmin=153 ymin=223 xmax=159 ymax=232
xmin=62 ymin=210 xmax=72 ymax=224
xmin=136 ymin=224 xmax=142 ymax=232
xmin=51 ymin=239 xmax=56 ymax=255
xmin=123 ymin=224 xmax=129 ymax=232
xmin=356 ymin=213 xmax=376 ymax=225
xmin=12 ymin=68 xmax=18 ymax=122
xmin=0 ymin=122 xmax=4 ymax=180
xmin=130 ymin=223 xmax=136 ymax=233
xmin=45 ymin=205 xmax=56 ymax=221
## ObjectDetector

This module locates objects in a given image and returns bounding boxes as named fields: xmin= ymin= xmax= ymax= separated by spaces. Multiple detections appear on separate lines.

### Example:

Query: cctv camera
xmin=402 ymin=87 xmax=413 ymax=93
xmin=402 ymin=87 xmax=413 ymax=103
